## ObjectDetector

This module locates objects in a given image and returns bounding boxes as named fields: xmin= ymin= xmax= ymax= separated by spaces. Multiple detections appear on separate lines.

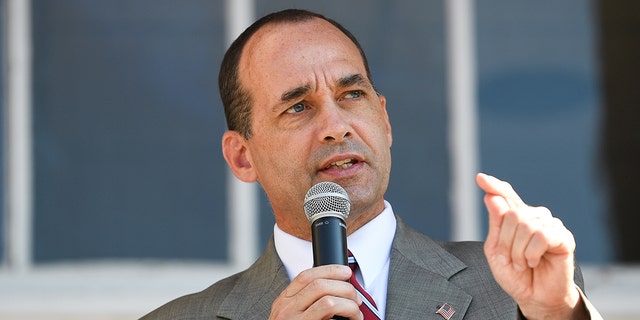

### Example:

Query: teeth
xmin=328 ymin=158 xmax=354 ymax=169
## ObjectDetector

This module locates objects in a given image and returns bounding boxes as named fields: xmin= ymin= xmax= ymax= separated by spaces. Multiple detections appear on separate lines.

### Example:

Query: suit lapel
xmin=385 ymin=218 xmax=472 ymax=320
xmin=216 ymin=218 xmax=475 ymax=320
xmin=218 ymin=237 xmax=290 ymax=320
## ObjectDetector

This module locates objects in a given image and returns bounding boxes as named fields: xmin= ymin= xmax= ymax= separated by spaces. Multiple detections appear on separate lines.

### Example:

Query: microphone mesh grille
xmin=303 ymin=182 xmax=350 ymax=222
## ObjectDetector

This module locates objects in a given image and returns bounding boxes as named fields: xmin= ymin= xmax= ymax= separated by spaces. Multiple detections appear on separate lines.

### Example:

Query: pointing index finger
xmin=476 ymin=173 xmax=526 ymax=209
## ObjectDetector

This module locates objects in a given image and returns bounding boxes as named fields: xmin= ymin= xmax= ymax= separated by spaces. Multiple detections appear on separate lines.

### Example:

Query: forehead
xmin=238 ymin=18 xmax=367 ymax=98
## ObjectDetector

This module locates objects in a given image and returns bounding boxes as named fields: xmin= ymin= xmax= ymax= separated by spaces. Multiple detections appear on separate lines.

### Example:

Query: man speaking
xmin=142 ymin=9 xmax=602 ymax=319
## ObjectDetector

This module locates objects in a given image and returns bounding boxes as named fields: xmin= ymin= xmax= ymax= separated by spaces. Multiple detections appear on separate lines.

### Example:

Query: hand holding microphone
xmin=269 ymin=182 xmax=363 ymax=320
xmin=303 ymin=182 xmax=353 ymax=320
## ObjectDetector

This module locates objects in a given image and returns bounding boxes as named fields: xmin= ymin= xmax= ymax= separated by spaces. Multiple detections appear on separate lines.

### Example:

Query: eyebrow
xmin=280 ymin=85 xmax=311 ymax=104
xmin=338 ymin=73 xmax=369 ymax=88
xmin=279 ymin=73 xmax=370 ymax=104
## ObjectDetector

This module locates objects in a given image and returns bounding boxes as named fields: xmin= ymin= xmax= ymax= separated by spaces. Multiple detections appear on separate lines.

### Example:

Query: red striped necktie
xmin=347 ymin=250 xmax=382 ymax=320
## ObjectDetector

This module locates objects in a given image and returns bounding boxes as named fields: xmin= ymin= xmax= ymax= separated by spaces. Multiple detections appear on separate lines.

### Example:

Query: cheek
xmin=251 ymin=138 xmax=302 ymax=176
xmin=360 ymin=112 xmax=392 ymax=146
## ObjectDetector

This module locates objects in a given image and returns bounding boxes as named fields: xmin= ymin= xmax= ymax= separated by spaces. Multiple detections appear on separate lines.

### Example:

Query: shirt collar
xmin=274 ymin=200 xmax=397 ymax=287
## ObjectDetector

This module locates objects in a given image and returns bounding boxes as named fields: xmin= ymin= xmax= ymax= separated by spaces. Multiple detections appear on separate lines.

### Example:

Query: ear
xmin=378 ymin=94 xmax=393 ymax=147
xmin=222 ymin=131 xmax=258 ymax=182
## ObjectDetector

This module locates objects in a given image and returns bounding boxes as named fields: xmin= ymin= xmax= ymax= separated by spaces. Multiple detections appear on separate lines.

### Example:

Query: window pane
xmin=32 ymin=0 xmax=228 ymax=262
xmin=476 ymin=0 xmax=611 ymax=263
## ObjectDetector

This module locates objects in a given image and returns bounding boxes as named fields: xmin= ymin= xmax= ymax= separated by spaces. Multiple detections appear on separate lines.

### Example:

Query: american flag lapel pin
xmin=435 ymin=302 xmax=456 ymax=320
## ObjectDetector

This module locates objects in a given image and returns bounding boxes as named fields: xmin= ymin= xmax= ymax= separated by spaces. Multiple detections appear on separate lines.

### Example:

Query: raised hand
xmin=476 ymin=173 xmax=587 ymax=320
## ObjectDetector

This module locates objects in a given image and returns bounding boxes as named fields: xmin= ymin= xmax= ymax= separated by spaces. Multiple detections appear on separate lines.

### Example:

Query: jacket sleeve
xmin=516 ymin=285 xmax=603 ymax=320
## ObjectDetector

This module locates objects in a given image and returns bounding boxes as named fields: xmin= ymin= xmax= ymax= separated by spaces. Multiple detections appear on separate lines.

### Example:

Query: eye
xmin=285 ymin=102 xmax=306 ymax=114
xmin=344 ymin=90 xmax=363 ymax=99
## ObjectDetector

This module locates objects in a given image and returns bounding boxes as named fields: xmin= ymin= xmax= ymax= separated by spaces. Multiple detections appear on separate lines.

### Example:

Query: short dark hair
xmin=218 ymin=9 xmax=373 ymax=139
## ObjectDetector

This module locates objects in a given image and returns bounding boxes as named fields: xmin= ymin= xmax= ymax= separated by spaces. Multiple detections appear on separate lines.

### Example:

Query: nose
xmin=318 ymin=102 xmax=352 ymax=143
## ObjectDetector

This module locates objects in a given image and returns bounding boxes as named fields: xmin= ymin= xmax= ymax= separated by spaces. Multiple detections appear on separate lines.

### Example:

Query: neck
xmin=275 ymin=200 xmax=386 ymax=241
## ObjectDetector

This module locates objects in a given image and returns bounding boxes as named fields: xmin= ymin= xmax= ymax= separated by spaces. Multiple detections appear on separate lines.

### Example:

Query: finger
xmin=280 ymin=265 xmax=354 ymax=314
xmin=307 ymin=296 xmax=364 ymax=320
xmin=283 ymin=265 xmax=352 ymax=298
xmin=273 ymin=265 xmax=360 ymax=319
xmin=300 ymin=280 xmax=362 ymax=320
xmin=524 ymin=230 xmax=550 ymax=269
xmin=476 ymin=173 xmax=526 ymax=208
xmin=483 ymin=193 xmax=510 ymax=251
xmin=294 ymin=268 xmax=355 ymax=305
xmin=524 ymin=217 xmax=575 ymax=268
xmin=510 ymin=209 xmax=545 ymax=271
xmin=496 ymin=209 xmax=519 ymax=266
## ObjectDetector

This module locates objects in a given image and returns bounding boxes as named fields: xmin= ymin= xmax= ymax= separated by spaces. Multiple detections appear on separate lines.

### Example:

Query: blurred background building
xmin=1 ymin=0 xmax=638 ymax=319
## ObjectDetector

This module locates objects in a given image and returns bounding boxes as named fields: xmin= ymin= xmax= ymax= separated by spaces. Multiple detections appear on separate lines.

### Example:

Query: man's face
xmin=232 ymin=18 xmax=392 ymax=239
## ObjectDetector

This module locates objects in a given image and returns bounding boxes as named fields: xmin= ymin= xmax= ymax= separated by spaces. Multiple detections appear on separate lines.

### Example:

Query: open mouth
xmin=325 ymin=158 xmax=357 ymax=170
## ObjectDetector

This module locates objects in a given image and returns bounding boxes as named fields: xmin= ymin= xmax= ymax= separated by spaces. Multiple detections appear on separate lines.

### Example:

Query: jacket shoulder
xmin=139 ymin=272 xmax=243 ymax=320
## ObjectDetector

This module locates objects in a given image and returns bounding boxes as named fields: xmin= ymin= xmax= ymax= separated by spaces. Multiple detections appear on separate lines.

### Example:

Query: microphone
xmin=304 ymin=181 xmax=351 ymax=267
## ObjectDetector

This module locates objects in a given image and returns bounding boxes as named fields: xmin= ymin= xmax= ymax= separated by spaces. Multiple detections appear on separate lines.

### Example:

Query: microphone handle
xmin=311 ymin=216 xmax=348 ymax=266
xmin=311 ymin=216 xmax=349 ymax=319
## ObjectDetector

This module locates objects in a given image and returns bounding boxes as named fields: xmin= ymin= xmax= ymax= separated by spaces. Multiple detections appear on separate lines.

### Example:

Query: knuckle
xmin=317 ymin=295 xmax=338 ymax=309
xmin=500 ymin=179 xmax=514 ymax=191
xmin=308 ymin=278 xmax=328 ymax=293
xmin=535 ymin=206 xmax=552 ymax=217
xmin=552 ymin=217 xmax=565 ymax=228
xmin=329 ymin=264 xmax=347 ymax=275
xmin=504 ymin=209 xmax=519 ymax=222
xmin=518 ymin=221 xmax=535 ymax=233
xmin=532 ymin=228 xmax=547 ymax=241
xmin=294 ymin=270 xmax=312 ymax=284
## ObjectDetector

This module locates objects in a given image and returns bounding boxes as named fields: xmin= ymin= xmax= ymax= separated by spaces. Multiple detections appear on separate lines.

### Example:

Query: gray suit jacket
xmin=141 ymin=217 xmax=589 ymax=319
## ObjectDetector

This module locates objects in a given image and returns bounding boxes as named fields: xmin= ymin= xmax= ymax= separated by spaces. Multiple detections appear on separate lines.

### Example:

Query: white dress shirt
xmin=274 ymin=200 xmax=397 ymax=318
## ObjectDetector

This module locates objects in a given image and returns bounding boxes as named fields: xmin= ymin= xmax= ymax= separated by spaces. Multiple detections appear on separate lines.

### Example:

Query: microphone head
xmin=304 ymin=182 xmax=351 ymax=223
